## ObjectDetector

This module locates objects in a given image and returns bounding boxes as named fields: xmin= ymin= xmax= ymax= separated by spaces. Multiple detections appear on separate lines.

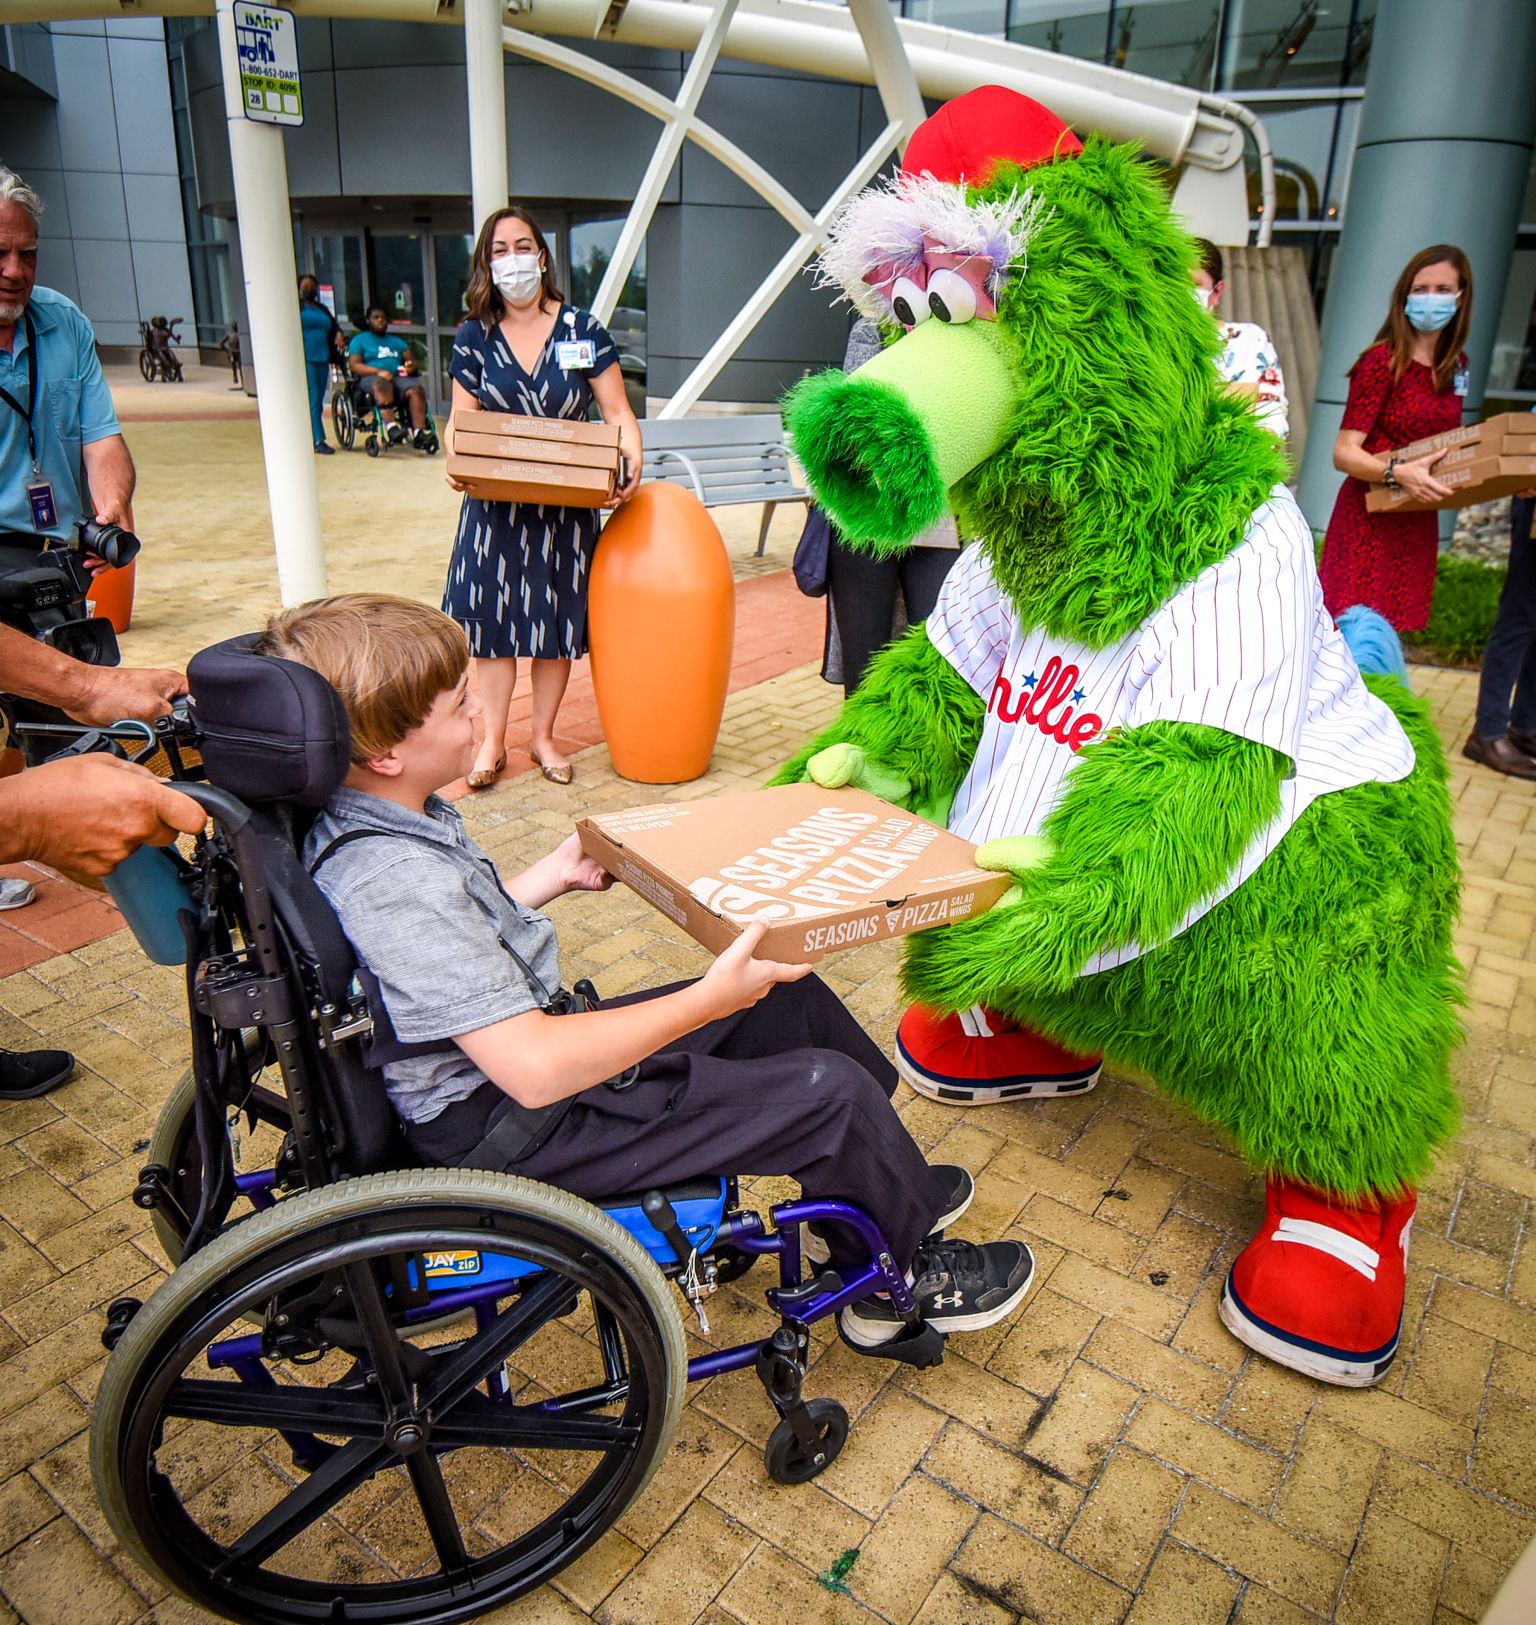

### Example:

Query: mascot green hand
xmin=775 ymin=85 xmax=1462 ymax=1390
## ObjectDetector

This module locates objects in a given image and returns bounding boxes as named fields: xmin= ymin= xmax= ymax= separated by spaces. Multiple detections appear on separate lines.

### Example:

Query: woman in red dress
xmin=1319 ymin=244 xmax=1474 ymax=632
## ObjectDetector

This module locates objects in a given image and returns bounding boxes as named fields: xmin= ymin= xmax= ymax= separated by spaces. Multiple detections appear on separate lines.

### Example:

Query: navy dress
xmin=444 ymin=306 xmax=619 ymax=658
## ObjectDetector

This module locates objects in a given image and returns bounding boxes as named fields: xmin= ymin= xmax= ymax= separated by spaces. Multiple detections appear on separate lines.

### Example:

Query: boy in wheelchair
xmin=264 ymin=593 xmax=1034 ymax=1350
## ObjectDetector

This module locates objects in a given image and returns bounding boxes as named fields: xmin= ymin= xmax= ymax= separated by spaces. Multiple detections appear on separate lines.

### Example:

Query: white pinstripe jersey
xmin=927 ymin=486 xmax=1415 ymax=975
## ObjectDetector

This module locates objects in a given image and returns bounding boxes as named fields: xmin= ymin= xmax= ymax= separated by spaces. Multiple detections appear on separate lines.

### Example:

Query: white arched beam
xmin=589 ymin=0 xmax=740 ymax=327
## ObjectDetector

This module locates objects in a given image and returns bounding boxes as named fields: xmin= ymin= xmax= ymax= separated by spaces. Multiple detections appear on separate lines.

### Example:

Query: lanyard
xmin=0 ymin=310 xmax=40 ymax=474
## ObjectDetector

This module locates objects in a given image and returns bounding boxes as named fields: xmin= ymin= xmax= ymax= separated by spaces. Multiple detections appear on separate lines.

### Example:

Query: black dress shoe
xmin=0 ymin=1046 xmax=74 ymax=1100
xmin=1463 ymin=732 xmax=1536 ymax=781
xmin=1508 ymin=726 xmax=1536 ymax=758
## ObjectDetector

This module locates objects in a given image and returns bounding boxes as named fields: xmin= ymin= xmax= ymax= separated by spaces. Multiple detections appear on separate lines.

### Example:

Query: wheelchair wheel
xmin=138 ymin=349 xmax=156 ymax=382
xmin=421 ymin=432 xmax=440 ymax=456
xmin=332 ymin=388 xmax=355 ymax=451
xmin=764 ymin=1397 xmax=848 ymax=1485
xmin=92 ymin=1168 xmax=687 ymax=1625
xmin=145 ymin=1065 xmax=293 ymax=1267
xmin=365 ymin=432 xmax=380 ymax=458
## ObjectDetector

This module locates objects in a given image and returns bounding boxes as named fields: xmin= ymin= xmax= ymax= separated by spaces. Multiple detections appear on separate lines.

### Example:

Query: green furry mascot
xmin=775 ymin=87 xmax=1462 ymax=1386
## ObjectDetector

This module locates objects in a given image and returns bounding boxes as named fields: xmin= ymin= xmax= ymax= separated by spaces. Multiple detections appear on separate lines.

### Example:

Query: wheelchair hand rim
xmin=93 ymin=1174 xmax=685 ymax=1625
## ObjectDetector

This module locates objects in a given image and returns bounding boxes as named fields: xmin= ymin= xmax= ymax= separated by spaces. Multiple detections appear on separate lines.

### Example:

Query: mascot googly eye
xmin=887 ymin=275 xmax=929 ymax=329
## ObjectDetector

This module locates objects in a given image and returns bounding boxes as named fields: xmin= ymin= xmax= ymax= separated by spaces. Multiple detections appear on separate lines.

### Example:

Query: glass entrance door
xmin=305 ymin=231 xmax=365 ymax=331
xmin=432 ymin=230 xmax=474 ymax=407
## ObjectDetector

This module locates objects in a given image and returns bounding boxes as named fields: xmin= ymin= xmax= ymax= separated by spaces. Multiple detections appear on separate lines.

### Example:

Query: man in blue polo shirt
xmin=347 ymin=303 xmax=429 ymax=446
xmin=0 ymin=172 xmax=135 ymax=544
xmin=0 ymin=168 xmax=193 ymax=1100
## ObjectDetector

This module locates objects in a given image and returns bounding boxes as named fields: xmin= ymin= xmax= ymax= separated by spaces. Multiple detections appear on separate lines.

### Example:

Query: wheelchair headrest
xmin=188 ymin=632 xmax=352 ymax=807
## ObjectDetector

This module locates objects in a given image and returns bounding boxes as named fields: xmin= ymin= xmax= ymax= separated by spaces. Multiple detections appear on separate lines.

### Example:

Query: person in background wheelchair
xmin=346 ymin=303 xmax=430 ymax=449
xmin=264 ymin=592 xmax=1034 ymax=1352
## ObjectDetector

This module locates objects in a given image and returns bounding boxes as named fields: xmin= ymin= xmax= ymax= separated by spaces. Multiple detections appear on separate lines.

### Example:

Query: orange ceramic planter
xmin=89 ymin=558 xmax=135 ymax=635
xmin=588 ymin=482 xmax=734 ymax=783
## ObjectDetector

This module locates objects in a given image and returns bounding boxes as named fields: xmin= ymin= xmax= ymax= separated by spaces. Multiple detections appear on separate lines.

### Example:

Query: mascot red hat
xmin=901 ymin=85 xmax=1083 ymax=186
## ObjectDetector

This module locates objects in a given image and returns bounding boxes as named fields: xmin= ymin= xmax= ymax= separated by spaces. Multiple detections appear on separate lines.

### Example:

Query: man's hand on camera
xmin=64 ymin=662 xmax=188 ymax=726
xmin=4 ymin=755 xmax=204 ymax=875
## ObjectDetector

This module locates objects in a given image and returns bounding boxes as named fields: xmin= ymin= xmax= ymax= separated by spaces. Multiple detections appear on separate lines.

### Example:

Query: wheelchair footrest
xmin=836 ymin=1313 xmax=947 ymax=1369
xmin=769 ymin=1268 xmax=843 ymax=1314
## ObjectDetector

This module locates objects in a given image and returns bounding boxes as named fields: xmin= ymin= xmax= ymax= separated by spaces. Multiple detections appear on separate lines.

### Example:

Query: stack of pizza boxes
xmin=1366 ymin=411 xmax=1536 ymax=513
xmin=447 ymin=410 xmax=622 ymax=507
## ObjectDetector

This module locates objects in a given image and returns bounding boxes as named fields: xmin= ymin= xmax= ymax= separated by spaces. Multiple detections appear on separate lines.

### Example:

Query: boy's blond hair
xmin=260 ymin=594 xmax=469 ymax=763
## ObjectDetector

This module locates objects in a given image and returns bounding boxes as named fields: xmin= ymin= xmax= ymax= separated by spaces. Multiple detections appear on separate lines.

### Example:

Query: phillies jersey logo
xmin=987 ymin=655 xmax=1105 ymax=752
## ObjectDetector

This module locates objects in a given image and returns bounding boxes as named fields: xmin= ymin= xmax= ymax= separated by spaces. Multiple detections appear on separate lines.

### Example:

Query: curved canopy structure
xmin=7 ymin=0 xmax=1275 ymax=596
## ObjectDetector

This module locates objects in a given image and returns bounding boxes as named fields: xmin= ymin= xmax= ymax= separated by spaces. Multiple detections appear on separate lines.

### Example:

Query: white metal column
xmin=465 ymin=0 xmax=509 ymax=234
xmin=215 ymin=0 xmax=326 ymax=604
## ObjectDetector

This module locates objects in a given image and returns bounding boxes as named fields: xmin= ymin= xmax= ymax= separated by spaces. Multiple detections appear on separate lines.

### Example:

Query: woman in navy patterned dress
xmin=444 ymin=206 xmax=641 ymax=785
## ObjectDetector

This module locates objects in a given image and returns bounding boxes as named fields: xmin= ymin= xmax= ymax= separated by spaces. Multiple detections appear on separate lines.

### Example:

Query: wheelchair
xmin=78 ymin=634 xmax=949 ymax=1625
xmin=329 ymin=361 xmax=440 ymax=458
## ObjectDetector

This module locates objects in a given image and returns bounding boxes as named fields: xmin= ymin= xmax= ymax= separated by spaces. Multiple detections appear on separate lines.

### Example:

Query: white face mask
xmin=491 ymin=251 xmax=543 ymax=308
xmin=1192 ymin=285 xmax=1215 ymax=312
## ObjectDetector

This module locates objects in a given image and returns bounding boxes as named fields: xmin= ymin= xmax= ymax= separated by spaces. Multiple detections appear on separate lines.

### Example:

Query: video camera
xmin=0 ymin=520 xmax=141 ymax=668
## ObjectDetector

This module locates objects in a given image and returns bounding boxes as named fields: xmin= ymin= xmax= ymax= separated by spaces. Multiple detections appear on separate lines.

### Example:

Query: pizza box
xmin=453 ymin=427 xmax=620 ymax=472
xmin=1222 ymin=381 xmax=1260 ymax=402
xmin=1423 ymin=435 xmax=1534 ymax=474
xmin=576 ymin=784 xmax=1013 ymax=964
xmin=1365 ymin=454 xmax=1536 ymax=513
xmin=1388 ymin=412 xmax=1536 ymax=464
xmin=447 ymin=453 xmax=613 ymax=507
xmin=453 ymin=408 xmax=619 ymax=447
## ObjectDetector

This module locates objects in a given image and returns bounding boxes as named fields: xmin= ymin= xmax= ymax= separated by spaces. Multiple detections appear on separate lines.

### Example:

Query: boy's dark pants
xmin=408 ymin=975 xmax=948 ymax=1274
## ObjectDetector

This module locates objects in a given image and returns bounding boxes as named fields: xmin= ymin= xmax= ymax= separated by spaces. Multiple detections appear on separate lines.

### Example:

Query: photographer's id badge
xmin=26 ymin=476 xmax=57 ymax=532
xmin=556 ymin=339 xmax=596 ymax=370
xmin=1454 ymin=364 xmax=1470 ymax=397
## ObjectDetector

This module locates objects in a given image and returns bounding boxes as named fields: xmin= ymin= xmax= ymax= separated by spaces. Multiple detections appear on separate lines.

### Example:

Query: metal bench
xmin=640 ymin=412 xmax=810 ymax=555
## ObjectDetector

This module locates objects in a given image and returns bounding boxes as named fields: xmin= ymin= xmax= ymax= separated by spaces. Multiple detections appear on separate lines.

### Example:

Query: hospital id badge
xmin=556 ymin=339 xmax=596 ymax=370
xmin=1453 ymin=365 xmax=1470 ymax=397
xmin=26 ymin=477 xmax=57 ymax=531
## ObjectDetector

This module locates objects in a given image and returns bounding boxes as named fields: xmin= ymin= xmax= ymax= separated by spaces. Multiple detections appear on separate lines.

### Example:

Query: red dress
xmin=1318 ymin=343 xmax=1464 ymax=632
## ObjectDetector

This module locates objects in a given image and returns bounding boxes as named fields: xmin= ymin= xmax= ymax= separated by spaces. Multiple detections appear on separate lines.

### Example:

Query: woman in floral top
xmin=1193 ymin=239 xmax=1288 ymax=440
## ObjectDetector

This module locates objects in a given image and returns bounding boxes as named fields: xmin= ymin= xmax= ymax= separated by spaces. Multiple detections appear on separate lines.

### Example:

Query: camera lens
xmin=76 ymin=520 xmax=141 ymax=570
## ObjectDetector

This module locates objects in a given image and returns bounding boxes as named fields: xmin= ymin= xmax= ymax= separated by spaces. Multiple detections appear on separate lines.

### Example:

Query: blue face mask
xmin=1405 ymin=292 xmax=1459 ymax=333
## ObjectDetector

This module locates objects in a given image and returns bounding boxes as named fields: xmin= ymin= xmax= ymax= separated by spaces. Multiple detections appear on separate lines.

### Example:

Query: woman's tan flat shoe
xmin=465 ymin=752 xmax=507 ymax=790
xmin=531 ymin=749 xmax=573 ymax=786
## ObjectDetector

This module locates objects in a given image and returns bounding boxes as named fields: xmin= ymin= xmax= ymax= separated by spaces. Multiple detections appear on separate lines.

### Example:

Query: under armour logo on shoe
xmin=932 ymin=1290 xmax=964 ymax=1309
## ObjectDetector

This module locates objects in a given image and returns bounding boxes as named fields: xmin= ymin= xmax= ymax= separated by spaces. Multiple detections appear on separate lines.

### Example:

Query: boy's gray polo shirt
xmin=305 ymin=786 xmax=564 ymax=1125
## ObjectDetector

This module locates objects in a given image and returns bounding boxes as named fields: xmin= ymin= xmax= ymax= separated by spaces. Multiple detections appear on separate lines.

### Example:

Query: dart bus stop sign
xmin=234 ymin=3 xmax=303 ymax=127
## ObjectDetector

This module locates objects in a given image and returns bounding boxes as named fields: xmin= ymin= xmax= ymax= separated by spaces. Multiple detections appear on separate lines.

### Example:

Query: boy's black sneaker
xmin=803 ymin=1164 xmax=974 ymax=1266
xmin=839 ymin=1237 xmax=1035 ymax=1348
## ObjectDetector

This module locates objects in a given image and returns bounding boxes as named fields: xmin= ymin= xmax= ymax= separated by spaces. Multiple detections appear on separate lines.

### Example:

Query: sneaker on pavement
xmin=803 ymin=1164 xmax=974 ymax=1266
xmin=0 ymin=1046 xmax=74 ymax=1100
xmin=896 ymin=1002 xmax=1102 ymax=1105
xmin=1219 ymin=1176 xmax=1414 ymax=1387
xmin=0 ymin=878 xmax=36 ymax=911
xmin=839 ymin=1236 xmax=1035 ymax=1348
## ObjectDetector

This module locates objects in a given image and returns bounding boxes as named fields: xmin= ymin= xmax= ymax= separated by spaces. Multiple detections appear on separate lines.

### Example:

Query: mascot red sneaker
xmin=774 ymin=86 xmax=1462 ymax=1385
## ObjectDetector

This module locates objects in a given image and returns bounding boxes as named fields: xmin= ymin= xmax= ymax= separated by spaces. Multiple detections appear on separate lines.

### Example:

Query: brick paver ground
xmin=0 ymin=409 xmax=1532 ymax=1622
